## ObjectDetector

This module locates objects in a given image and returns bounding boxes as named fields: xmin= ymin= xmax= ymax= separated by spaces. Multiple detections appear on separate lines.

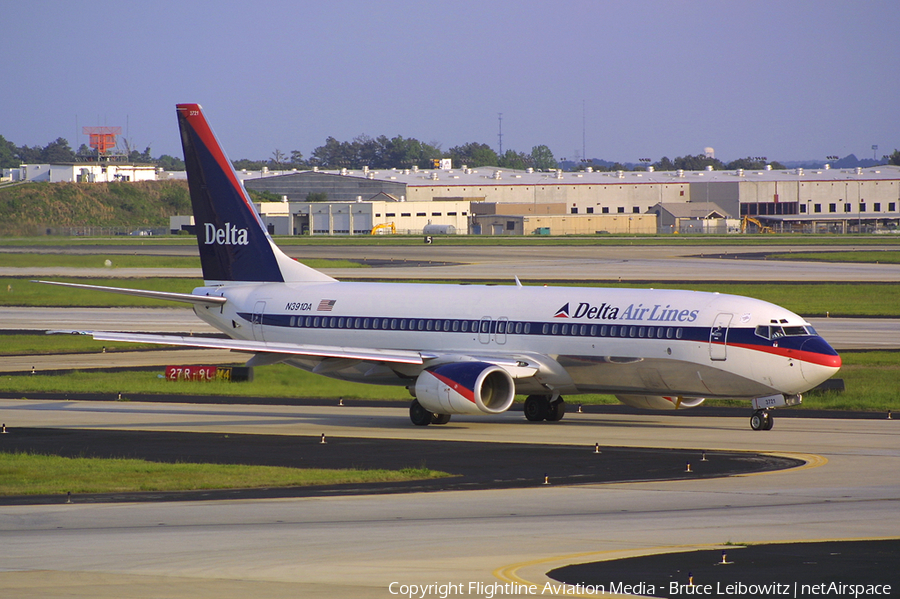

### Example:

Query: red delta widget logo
xmin=554 ymin=302 xmax=699 ymax=323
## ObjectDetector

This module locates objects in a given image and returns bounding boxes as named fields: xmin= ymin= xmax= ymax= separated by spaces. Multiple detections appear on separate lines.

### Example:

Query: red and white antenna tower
xmin=82 ymin=126 xmax=122 ymax=154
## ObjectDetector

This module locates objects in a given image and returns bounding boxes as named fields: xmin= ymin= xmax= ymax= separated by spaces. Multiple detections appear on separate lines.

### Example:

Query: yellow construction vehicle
xmin=370 ymin=222 xmax=396 ymax=235
xmin=741 ymin=215 xmax=774 ymax=234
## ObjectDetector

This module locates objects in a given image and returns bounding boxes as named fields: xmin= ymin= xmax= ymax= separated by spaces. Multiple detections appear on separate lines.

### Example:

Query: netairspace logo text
xmin=388 ymin=580 xmax=893 ymax=598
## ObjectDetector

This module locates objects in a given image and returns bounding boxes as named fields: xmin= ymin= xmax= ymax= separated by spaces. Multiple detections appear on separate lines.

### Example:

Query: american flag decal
xmin=317 ymin=299 xmax=337 ymax=312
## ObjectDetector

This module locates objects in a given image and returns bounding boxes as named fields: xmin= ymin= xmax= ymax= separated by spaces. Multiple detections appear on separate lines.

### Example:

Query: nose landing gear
xmin=750 ymin=409 xmax=774 ymax=431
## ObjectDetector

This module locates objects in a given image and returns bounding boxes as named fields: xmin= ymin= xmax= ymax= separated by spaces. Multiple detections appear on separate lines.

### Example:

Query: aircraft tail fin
xmin=176 ymin=103 xmax=335 ymax=284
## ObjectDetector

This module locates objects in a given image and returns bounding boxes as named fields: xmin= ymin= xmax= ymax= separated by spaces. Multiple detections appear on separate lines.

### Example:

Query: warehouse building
xmin=171 ymin=199 xmax=471 ymax=236
xmin=241 ymin=163 xmax=900 ymax=234
xmin=256 ymin=199 xmax=470 ymax=235
xmin=4 ymin=162 xmax=158 ymax=183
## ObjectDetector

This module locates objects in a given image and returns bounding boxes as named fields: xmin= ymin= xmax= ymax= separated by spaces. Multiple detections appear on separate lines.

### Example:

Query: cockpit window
xmin=755 ymin=325 xmax=816 ymax=340
xmin=783 ymin=326 xmax=807 ymax=336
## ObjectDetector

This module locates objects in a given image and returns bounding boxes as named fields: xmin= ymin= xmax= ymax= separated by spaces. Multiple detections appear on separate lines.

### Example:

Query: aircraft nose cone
xmin=799 ymin=337 xmax=842 ymax=383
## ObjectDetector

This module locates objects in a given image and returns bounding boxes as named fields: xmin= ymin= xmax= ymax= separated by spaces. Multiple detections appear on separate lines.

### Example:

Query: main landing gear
xmin=409 ymin=399 xmax=451 ymax=426
xmin=524 ymin=395 xmax=566 ymax=422
xmin=750 ymin=409 xmax=774 ymax=431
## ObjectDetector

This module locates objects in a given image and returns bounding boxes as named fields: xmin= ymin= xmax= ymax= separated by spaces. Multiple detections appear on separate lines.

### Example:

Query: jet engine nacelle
xmin=615 ymin=394 xmax=705 ymax=410
xmin=415 ymin=362 xmax=516 ymax=415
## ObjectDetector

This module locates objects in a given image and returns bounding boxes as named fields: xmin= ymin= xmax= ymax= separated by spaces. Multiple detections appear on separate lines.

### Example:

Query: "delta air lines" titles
xmin=560 ymin=302 xmax=700 ymax=323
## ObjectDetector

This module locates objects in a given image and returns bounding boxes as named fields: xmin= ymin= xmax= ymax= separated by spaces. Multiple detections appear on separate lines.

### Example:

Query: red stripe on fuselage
xmin=724 ymin=341 xmax=842 ymax=368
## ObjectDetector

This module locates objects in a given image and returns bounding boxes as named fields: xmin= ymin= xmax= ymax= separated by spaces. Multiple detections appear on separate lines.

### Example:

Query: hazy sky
xmin=3 ymin=0 xmax=898 ymax=164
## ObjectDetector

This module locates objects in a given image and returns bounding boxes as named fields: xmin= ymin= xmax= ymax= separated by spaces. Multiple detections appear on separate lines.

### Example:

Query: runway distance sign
xmin=164 ymin=366 xmax=253 ymax=382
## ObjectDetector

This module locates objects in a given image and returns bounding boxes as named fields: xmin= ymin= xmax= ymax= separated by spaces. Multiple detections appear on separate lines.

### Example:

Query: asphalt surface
xmin=0 ymin=426 xmax=800 ymax=505
xmin=3 ymin=398 xmax=897 ymax=598
xmin=550 ymin=539 xmax=899 ymax=597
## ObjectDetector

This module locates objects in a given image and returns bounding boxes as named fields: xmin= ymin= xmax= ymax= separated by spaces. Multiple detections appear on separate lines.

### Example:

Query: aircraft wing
xmin=36 ymin=280 xmax=539 ymax=374
xmin=86 ymin=331 xmax=539 ymax=376
xmin=91 ymin=331 xmax=431 ymax=364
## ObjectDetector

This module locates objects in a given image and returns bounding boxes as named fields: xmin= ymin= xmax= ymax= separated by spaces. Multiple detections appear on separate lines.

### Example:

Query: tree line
xmin=0 ymin=135 xmax=185 ymax=171
xmin=3 ymin=132 xmax=899 ymax=174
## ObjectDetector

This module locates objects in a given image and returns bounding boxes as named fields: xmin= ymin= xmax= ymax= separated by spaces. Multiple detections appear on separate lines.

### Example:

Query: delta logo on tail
xmin=204 ymin=222 xmax=249 ymax=246
xmin=554 ymin=303 xmax=570 ymax=318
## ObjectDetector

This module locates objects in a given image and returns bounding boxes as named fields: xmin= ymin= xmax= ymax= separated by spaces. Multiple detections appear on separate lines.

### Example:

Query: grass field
xmin=0 ymin=452 xmax=448 ymax=496
xmin=2 ymin=277 xmax=200 ymax=306
xmin=1 ymin=362 xmax=412 ymax=401
xmin=0 ymin=253 xmax=365 ymax=270
xmin=3 ymin=352 xmax=896 ymax=412
xmin=0 ymin=334 xmax=160 ymax=355
xmin=766 ymin=250 xmax=900 ymax=264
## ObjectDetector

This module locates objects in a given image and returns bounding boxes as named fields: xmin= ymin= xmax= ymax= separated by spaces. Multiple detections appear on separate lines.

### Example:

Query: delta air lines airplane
xmin=39 ymin=104 xmax=842 ymax=430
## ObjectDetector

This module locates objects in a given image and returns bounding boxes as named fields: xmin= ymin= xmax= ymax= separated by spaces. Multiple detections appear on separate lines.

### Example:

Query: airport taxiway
xmin=3 ymin=243 xmax=900 ymax=281
xmin=0 ymin=399 xmax=898 ymax=598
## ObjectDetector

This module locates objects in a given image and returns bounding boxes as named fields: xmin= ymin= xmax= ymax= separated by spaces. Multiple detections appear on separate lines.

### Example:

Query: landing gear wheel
xmin=431 ymin=413 xmax=451 ymax=425
xmin=409 ymin=400 xmax=433 ymax=426
xmin=546 ymin=398 xmax=566 ymax=422
xmin=750 ymin=409 xmax=772 ymax=431
xmin=524 ymin=395 xmax=550 ymax=421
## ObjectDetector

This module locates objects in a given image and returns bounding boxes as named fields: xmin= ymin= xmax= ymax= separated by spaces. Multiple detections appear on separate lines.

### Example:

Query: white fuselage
xmin=191 ymin=281 xmax=839 ymax=400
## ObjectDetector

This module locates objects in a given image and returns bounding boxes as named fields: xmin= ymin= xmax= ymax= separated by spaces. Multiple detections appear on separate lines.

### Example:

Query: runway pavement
xmin=4 ymin=243 xmax=900 ymax=281
xmin=0 ymin=306 xmax=214 ymax=333
xmin=0 ymin=399 xmax=897 ymax=598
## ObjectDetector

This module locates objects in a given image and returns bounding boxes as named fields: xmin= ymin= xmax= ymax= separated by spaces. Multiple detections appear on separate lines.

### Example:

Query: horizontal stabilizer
xmin=33 ymin=280 xmax=227 ymax=306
